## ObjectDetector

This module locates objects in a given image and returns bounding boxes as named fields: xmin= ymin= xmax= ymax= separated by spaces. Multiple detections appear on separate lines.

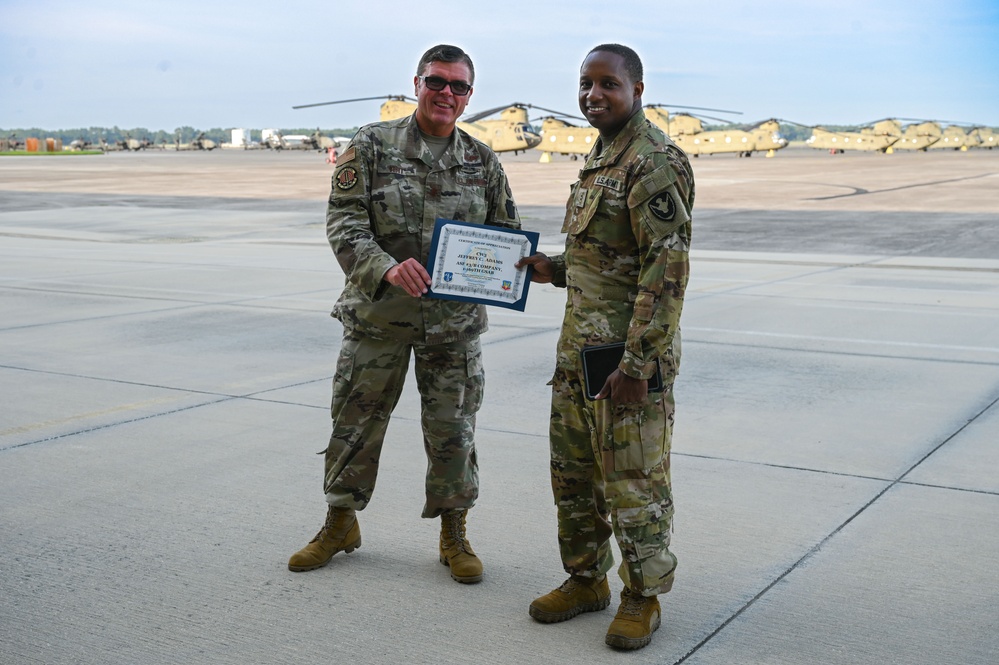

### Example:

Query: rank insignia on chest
xmin=648 ymin=191 xmax=676 ymax=221
xmin=335 ymin=167 xmax=359 ymax=190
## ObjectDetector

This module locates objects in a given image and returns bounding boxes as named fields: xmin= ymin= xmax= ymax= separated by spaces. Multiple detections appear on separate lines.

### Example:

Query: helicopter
xmin=969 ymin=126 xmax=997 ymax=149
xmin=262 ymin=129 xmax=339 ymax=151
xmin=892 ymin=121 xmax=943 ymax=151
xmin=644 ymin=106 xmax=788 ymax=158
xmin=804 ymin=119 xmax=903 ymax=153
xmin=68 ymin=138 xmax=107 ymax=152
xmin=806 ymin=118 xmax=991 ymax=153
xmin=170 ymin=132 xmax=218 ymax=151
xmin=292 ymin=95 xmax=541 ymax=154
xmin=926 ymin=125 xmax=980 ymax=151
xmin=534 ymin=104 xmax=785 ymax=160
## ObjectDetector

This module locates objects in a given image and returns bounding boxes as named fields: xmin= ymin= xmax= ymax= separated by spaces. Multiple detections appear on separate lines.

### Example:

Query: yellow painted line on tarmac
xmin=0 ymin=395 xmax=189 ymax=437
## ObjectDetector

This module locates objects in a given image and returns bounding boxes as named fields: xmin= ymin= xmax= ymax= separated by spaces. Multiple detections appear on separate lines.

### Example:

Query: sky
xmin=2 ymin=0 xmax=998 ymax=133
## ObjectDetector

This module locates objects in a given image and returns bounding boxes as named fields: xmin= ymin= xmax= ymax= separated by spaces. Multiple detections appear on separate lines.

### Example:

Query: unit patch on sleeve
xmin=648 ymin=191 xmax=676 ymax=221
xmin=335 ymin=167 xmax=358 ymax=190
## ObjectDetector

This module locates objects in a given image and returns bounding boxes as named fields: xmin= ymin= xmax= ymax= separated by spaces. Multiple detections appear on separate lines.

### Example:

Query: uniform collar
xmin=584 ymin=109 xmax=648 ymax=170
xmin=403 ymin=113 xmax=464 ymax=169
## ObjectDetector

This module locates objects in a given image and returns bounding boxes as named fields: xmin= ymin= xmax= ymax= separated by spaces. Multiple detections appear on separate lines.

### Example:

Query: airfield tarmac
xmin=1 ymin=147 xmax=998 ymax=664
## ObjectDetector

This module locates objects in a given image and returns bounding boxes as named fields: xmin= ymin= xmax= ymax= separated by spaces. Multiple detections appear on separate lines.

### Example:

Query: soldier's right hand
xmin=385 ymin=258 xmax=432 ymax=297
xmin=515 ymin=253 xmax=554 ymax=284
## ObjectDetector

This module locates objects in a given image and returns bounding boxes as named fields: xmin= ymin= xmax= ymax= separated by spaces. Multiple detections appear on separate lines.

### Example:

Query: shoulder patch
xmin=339 ymin=146 xmax=356 ymax=164
xmin=648 ymin=191 xmax=676 ymax=221
xmin=335 ymin=166 xmax=358 ymax=190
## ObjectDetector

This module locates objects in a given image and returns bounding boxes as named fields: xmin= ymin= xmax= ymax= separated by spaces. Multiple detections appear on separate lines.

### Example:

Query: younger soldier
xmin=517 ymin=44 xmax=694 ymax=649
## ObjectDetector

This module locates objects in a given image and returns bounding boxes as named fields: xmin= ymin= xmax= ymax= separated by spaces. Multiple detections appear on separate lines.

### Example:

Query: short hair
xmin=417 ymin=44 xmax=475 ymax=85
xmin=587 ymin=44 xmax=643 ymax=84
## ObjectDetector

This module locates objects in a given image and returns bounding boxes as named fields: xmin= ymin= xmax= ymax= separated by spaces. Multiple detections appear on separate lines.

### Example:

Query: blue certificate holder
xmin=425 ymin=218 xmax=539 ymax=311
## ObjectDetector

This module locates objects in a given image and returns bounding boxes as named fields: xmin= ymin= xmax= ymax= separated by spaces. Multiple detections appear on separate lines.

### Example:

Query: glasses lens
xmin=424 ymin=76 xmax=447 ymax=91
xmin=423 ymin=76 xmax=470 ymax=96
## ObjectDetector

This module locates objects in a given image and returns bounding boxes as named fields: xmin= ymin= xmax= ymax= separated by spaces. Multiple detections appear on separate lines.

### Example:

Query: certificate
xmin=425 ymin=218 xmax=539 ymax=311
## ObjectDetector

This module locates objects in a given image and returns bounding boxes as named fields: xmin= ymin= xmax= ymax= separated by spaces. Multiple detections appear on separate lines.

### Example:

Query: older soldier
xmin=517 ymin=44 xmax=693 ymax=649
xmin=288 ymin=44 xmax=520 ymax=584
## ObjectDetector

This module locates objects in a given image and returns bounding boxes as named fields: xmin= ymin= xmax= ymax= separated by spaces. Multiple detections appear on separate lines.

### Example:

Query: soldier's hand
xmin=595 ymin=369 xmax=647 ymax=405
xmin=515 ymin=253 xmax=554 ymax=284
xmin=385 ymin=258 xmax=431 ymax=297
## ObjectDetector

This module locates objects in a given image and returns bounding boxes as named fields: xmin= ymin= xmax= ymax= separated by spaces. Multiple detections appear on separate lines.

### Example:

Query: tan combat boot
xmin=288 ymin=505 xmax=361 ymax=572
xmin=529 ymin=575 xmax=611 ymax=623
xmin=605 ymin=587 xmax=661 ymax=650
xmin=439 ymin=509 xmax=482 ymax=583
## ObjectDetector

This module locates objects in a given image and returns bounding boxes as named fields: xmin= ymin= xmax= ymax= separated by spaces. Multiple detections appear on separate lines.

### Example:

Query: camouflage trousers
xmin=323 ymin=331 xmax=484 ymax=519
xmin=549 ymin=365 xmax=677 ymax=596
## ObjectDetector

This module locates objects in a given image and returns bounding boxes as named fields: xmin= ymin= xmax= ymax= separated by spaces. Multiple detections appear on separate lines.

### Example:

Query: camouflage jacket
xmin=550 ymin=110 xmax=694 ymax=380
xmin=327 ymin=114 xmax=521 ymax=344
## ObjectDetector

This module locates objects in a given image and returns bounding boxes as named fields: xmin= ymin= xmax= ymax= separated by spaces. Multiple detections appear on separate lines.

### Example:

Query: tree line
xmin=0 ymin=126 xmax=361 ymax=145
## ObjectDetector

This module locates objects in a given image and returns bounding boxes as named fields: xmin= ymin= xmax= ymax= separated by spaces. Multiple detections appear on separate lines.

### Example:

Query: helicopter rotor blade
xmin=671 ymin=111 xmax=736 ymax=125
xmin=647 ymin=103 xmax=743 ymax=115
xmin=521 ymin=104 xmax=586 ymax=121
xmin=463 ymin=102 xmax=587 ymax=123
xmin=293 ymin=95 xmax=416 ymax=110
xmin=461 ymin=104 xmax=516 ymax=123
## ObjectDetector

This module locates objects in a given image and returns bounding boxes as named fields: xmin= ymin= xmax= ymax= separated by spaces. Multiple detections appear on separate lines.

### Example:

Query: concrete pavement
xmin=1 ymin=148 xmax=998 ymax=664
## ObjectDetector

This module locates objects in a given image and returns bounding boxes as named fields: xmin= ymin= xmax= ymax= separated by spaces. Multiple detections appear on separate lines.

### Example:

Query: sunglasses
xmin=418 ymin=75 xmax=472 ymax=96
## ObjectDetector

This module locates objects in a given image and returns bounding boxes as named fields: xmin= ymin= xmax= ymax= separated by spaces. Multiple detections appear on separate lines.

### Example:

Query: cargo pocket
xmin=461 ymin=345 xmax=485 ymax=417
xmin=609 ymin=396 xmax=667 ymax=471
xmin=330 ymin=346 xmax=355 ymax=421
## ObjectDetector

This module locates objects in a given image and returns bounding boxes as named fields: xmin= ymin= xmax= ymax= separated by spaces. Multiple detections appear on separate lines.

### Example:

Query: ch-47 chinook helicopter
xmin=643 ymin=105 xmax=788 ymax=158
xmin=969 ymin=126 xmax=997 ymax=149
xmin=535 ymin=104 xmax=786 ymax=161
xmin=926 ymin=124 xmax=980 ymax=151
xmin=895 ymin=120 xmax=993 ymax=151
xmin=292 ymin=95 xmax=541 ymax=154
xmin=805 ymin=119 xmax=903 ymax=153
xmin=892 ymin=121 xmax=943 ymax=151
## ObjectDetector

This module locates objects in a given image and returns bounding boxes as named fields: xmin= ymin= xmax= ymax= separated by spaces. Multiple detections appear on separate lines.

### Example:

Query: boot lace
xmin=558 ymin=578 xmax=581 ymax=594
xmin=313 ymin=507 xmax=350 ymax=543
xmin=619 ymin=589 xmax=646 ymax=616
xmin=443 ymin=510 xmax=471 ymax=554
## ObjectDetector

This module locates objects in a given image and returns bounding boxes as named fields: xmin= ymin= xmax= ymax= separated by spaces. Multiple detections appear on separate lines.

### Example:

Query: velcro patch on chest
xmin=387 ymin=164 xmax=417 ymax=176
xmin=594 ymin=175 xmax=623 ymax=192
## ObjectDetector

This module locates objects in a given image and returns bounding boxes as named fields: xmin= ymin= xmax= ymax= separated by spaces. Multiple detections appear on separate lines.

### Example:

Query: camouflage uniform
xmin=324 ymin=114 xmax=520 ymax=519
xmin=545 ymin=110 xmax=694 ymax=596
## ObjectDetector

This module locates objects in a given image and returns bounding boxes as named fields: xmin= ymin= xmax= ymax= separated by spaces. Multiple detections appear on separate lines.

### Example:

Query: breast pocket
xmin=452 ymin=175 xmax=489 ymax=223
xmin=371 ymin=174 xmax=418 ymax=236
xmin=562 ymin=184 xmax=603 ymax=237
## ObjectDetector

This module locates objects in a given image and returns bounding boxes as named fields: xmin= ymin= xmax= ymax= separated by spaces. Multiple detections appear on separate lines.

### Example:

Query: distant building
xmin=231 ymin=128 xmax=251 ymax=147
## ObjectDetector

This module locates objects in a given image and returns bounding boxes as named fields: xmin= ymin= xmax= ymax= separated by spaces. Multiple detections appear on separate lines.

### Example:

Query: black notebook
xmin=580 ymin=342 xmax=663 ymax=400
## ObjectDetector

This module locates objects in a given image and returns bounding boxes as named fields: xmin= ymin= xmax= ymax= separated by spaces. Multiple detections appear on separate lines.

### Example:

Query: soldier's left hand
xmin=595 ymin=369 xmax=647 ymax=405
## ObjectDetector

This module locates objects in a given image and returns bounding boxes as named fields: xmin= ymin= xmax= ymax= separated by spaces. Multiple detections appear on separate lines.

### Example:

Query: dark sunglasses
xmin=418 ymin=75 xmax=472 ymax=96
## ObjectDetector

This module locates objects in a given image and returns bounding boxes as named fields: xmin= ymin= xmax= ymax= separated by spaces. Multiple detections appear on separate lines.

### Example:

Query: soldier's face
xmin=414 ymin=60 xmax=473 ymax=137
xmin=578 ymin=51 xmax=643 ymax=139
